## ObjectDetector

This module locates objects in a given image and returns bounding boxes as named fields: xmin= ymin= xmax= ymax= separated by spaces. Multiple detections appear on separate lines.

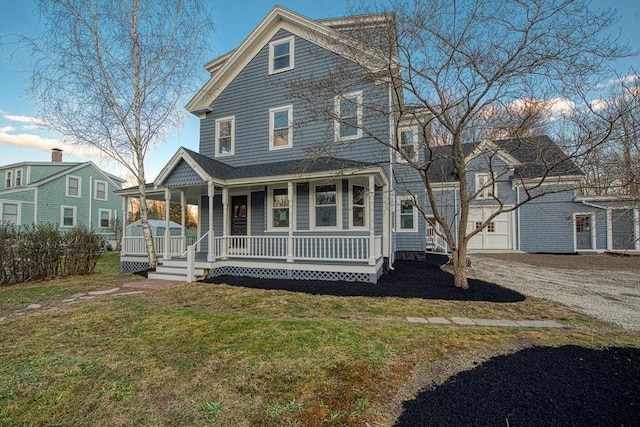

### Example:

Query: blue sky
xmin=1 ymin=0 xmax=638 ymax=182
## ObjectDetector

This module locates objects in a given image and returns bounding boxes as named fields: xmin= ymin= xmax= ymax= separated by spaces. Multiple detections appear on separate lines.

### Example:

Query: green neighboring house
xmin=0 ymin=149 xmax=125 ymax=245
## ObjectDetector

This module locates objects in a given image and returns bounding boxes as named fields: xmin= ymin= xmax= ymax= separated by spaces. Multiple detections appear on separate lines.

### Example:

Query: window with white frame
xmin=215 ymin=116 xmax=235 ymax=157
xmin=1 ymin=202 xmax=19 ymax=225
xmin=313 ymin=184 xmax=339 ymax=228
xmin=15 ymin=169 xmax=22 ymax=187
xmin=95 ymin=180 xmax=108 ymax=201
xmin=351 ymin=184 xmax=366 ymax=228
xmin=334 ymin=91 xmax=362 ymax=142
xmin=269 ymin=187 xmax=290 ymax=229
xmin=61 ymin=206 xmax=76 ymax=227
xmin=5 ymin=171 xmax=12 ymax=189
xmin=99 ymin=209 xmax=111 ymax=228
xmin=269 ymin=105 xmax=293 ymax=150
xmin=269 ymin=35 xmax=294 ymax=74
xmin=398 ymin=126 xmax=418 ymax=162
xmin=397 ymin=196 xmax=418 ymax=232
xmin=475 ymin=173 xmax=496 ymax=199
xmin=66 ymin=175 xmax=81 ymax=197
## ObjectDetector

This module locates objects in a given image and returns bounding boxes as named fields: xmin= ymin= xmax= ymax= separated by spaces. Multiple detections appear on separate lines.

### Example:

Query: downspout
xmin=516 ymin=185 xmax=521 ymax=251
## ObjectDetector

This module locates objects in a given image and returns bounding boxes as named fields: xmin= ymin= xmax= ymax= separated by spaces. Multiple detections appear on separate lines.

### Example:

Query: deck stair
xmin=148 ymin=259 xmax=207 ymax=282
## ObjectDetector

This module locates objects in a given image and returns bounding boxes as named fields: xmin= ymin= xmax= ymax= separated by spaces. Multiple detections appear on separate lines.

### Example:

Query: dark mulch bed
xmin=204 ymin=255 xmax=525 ymax=302
xmin=395 ymin=345 xmax=640 ymax=427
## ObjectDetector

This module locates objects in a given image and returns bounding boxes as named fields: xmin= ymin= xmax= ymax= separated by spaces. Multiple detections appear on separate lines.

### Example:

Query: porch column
xmin=181 ymin=189 xmax=187 ymax=254
xmin=382 ymin=183 xmax=389 ymax=258
xmin=368 ymin=175 xmax=376 ymax=266
xmin=122 ymin=196 xmax=128 ymax=252
xmin=222 ymin=187 xmax=229 ymax=259
xmin=287 ymin=181 xmax=294 ymax=263
xmin=163 ymin=188 xmax=171 ymax=260
xmin=207 ymin=182 xmax=216 ymax=262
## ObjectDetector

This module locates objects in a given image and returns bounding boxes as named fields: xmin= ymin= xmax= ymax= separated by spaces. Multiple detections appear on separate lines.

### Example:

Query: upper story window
xmin=15 ymin=169 xmax=22 ymax=187
xmin=397 ymin=126 xmax=419 ymax=162
xmin=269 ymin=187 xmax=290 ymax=229
xmin=312 ymin=183 xmax=340 ymax=229
xmin=61 ymin=206 xmax=77 ymax=227
xmin=5 ymin=171 xmax=12 ymax=188
xmin=334 ymin=91 xmax=363 ymax=142
xmin=99 ymin=209 xmax=111 ymax=228
xmin=475 ymin=173 xmax=496 ymax=199
xmin=66 ymin=175 xmax=81 ymax=197
xmin=215 ymin=116 xmax=235 ymax=157
xmin=397 ymin=196 xmax=418 ymax=232
xmin=1 ymin=202 xmax=19 ymax=225
xmin=351 ymin=184 xmax=367 ymax=228
xmin=95 ymin=180 xmax=108 ymax=201
xmin=269 ymin=35 xmax=295 ymax=74
xmin=269 ymin=105 xmax=293 ymax=150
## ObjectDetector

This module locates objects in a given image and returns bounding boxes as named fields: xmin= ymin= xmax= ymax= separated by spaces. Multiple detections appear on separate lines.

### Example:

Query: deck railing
xmin=123 ymin=236 xmax=196 ymax=256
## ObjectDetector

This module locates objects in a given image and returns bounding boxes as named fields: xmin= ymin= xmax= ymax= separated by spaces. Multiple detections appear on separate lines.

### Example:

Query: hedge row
xmin=0 ymin=224 xmax=103 ymax=285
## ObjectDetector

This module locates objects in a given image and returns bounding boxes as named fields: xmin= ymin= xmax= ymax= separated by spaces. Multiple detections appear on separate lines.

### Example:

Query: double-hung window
xmin=351 ymin=184 xmax=366 ymax=228
xmin=15 ymin=169 xmax=22 ymax=187
xmin=5 ymin=171 xmax=12 ymax=189
xmin=99 ymin=209 xmax=111 ymax=228
xmin=398 ymin=126 xmax=419 ymax=162
xmin=95 ymin=180 xmax=107 ymax=201
xmin=314 ymin=184 xmax=338 ymax=228
xmin=215 ymin=116 xmax=235 ymax=157
xmin=61 ymin=206 xmax=76 ymax=227
xmin=66 ymin=176 xmax=81 ymax=197
xmin=475 ymin=173 xmax=496 ymax=199
xmin=269 ymin=105 xmax=293 ymax=150
xmin=270 ymin=187 xmax=290 ymax=229
xmin=269 ymin=35 xmax=294 ymax=74
xmin=334 ymin=91 xmax=362 ymax=142
xmin=397 ymin=196 xmax=418 ymax=232
xmin=1 ymin=202 xmax=19 ymax=225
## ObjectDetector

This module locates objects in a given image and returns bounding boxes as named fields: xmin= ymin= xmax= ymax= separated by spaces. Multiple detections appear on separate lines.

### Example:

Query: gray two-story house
xmin=118 ymin=7 xmax=638 ymax=283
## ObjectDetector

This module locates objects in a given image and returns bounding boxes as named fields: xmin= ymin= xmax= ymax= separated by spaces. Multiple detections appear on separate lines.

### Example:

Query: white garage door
xmin=466 ymin=207 xmax=513 ymax=250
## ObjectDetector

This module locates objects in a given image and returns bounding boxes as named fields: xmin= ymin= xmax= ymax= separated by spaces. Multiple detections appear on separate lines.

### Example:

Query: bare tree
xmin=17 ymin=0 xmax=213 ymax=267
xmin=291 ymin=0 xmax=635 ymax=288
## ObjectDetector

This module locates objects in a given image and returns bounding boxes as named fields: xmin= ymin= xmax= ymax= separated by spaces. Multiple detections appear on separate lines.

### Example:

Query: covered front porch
xmin=118 ymin=147 xmax=390 ymax=283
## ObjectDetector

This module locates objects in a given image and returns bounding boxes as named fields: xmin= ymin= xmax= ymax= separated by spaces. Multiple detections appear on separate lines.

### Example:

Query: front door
xmin=575 ymin=214 xmax=593 ymax=250
xmin=231 ymin=195 xmax=248 ymax=236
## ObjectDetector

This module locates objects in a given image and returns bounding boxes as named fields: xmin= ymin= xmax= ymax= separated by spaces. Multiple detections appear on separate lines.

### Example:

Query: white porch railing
xmin=123 ymin=236 xmax=196 ymax=256
xmin=426 ymin=225 xmax=449 ymax=253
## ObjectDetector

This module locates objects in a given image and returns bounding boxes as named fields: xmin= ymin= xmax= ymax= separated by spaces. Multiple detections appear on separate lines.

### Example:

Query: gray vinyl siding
xmin=251 ymin=191 xmax=265 ymax=235
xmin=199 ymin=29 xmax=390 ymax=167
xmin=395 ymin=185 xmax=426 ymax=251
xmin=164 ymin=160 xmax=205 ymax=187
xmin=296 ymin=183 xmax=309 ymax=230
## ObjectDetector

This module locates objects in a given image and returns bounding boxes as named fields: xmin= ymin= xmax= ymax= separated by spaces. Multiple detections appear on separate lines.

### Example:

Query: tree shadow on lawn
xmin=395 ymin=345 xmax=640 ymax=427
xmin=204 ymin=255 xmax=525 ymax=303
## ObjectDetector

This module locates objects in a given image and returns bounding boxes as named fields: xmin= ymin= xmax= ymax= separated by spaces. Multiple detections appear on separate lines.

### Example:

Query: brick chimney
xmin=51 ymin=148 xmax=63 ymax=163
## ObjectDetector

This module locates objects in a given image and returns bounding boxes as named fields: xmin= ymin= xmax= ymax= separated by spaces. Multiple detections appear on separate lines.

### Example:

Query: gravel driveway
xmin=468 ymin=254 xmax=640 ymax=330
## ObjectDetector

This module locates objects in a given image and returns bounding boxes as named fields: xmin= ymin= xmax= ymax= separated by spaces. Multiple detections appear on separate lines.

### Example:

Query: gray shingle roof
xmin=425 ymin=136 xmax=583 ymax=182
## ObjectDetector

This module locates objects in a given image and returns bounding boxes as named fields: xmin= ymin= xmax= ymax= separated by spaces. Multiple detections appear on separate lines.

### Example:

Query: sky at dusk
xmin=1 ymin=0 xmax=638 ymax=182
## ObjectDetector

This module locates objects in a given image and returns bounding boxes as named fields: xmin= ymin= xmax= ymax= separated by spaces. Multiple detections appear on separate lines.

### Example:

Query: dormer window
xmin=476 ymin=173 xmax=496 ymax=199
xmin=5 ymin=171 xmax=12 ymax=188
xmin=269 ymin=36 xmax=294 ymax=74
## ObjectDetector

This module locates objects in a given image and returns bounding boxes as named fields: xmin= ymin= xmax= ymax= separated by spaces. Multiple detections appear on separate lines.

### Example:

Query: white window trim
xmin=268 ymin=35 xmax=295 ymax=75
xmin=266 ymin=185 xmax=292 ymax=231
xmin=5 ymin=171 xmax=12 ymax=189
xmin=310 ymin=182 xmax=342 ymax=231
xmin=573 ymin=212 xmax=596 ymax=252
xmin=349 ymin=182 xmax=368 ymax=230
xmin=334 ymin=91 xmax=363 ymax=142
xmin=94 ymin=180 xmax=108 ymax=201
xmin=396 ymin=125 xmax=419 ymax=163
xmin=61 ymin=205 xmax=77 ymax=228
xmin=98 ymin=208 xmax=111 ymax=228
xmin=269 ymin=105 xmax=293 ymax=150
xmin=1 ymin=201 xmax=21 ymax=225
xmin=475 ymin=173 xmax=497 ymax=200
xmin=215 ymin=116 xmax=235 ymax=157
xmin=397 ymin=195 xmax=419 ymax=233
xmin=65 ymin=175 xmax=82 ymax=198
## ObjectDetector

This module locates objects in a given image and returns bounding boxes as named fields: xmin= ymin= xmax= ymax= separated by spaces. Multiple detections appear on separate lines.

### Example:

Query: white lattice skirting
xmin=210 ymin=266 xmax=371 ymax=283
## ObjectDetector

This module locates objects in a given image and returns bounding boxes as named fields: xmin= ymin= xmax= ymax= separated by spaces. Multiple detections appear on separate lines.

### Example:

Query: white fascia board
xmin=464 ymin=140 xmax=521 ymax=168
xmin=0 ymin=186 xmax=36 ymax=195
xmin=511 ymin=175 xmax=583 ymax=189
xmin=225 ymin=165 xmax=386 ymax=187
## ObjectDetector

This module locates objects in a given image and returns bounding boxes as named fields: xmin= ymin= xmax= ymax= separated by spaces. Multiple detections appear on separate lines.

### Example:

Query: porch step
xmin=148 ymin=264 xmax=207 ymax=282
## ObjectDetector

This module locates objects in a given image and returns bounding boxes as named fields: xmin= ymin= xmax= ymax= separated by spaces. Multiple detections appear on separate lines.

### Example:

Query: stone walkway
xmin=406 ymin=316 xmax=564 ymax=328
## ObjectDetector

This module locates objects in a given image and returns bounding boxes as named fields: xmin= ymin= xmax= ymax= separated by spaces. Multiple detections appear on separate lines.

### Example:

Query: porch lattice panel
xmin=210 ymin=266 xmax=370 ymax=283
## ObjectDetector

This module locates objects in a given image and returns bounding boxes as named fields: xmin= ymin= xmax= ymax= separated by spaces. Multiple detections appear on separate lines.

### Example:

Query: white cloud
xmin=589 ymin=98 xmax=609 ymax=111
xmin=0 ymin=126 xmax=15 ymax=132
xmin=612 ymin=74 xmax=640 ymax=85
xmin=2 ymin=113 xmax=44 ymax=125
xmin=0 ymin=131 xmax=104 ymax=159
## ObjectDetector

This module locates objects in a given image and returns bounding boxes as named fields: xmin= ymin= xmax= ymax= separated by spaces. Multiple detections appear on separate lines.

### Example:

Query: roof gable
xmin=27 ymin=161 xmax=124 ymax=189
xmin=186 ymin=6 xmax=395 ymax=115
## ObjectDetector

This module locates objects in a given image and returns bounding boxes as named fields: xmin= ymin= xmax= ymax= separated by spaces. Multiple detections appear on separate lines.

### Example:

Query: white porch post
xmin=368 ymin=175 xmax=376 ymax=266
xmin=222 ymin=186 xmax=229 ymax=259
xmin=207 ymin=182 xmax=215 ymax=262
xmin=164 ymin=188 xmax=171 ymax=260
xmin=181 ymin=189 xmax=187 ymax=254
xmin=122 ymin=196 xmax=128 ymax=252
xmin=287 ymin=181 xmax=294 ymax=263
xmin=382 ymin=183 xmax=389 ymax=258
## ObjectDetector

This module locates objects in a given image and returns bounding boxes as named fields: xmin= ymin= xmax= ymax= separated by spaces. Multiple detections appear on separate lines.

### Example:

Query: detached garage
xmin=466 ymin=206 xmax=513 ymax=250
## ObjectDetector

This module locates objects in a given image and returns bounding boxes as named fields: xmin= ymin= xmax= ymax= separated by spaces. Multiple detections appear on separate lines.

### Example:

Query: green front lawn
xmin=1 ymin=254 xmax=638 ymax=426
